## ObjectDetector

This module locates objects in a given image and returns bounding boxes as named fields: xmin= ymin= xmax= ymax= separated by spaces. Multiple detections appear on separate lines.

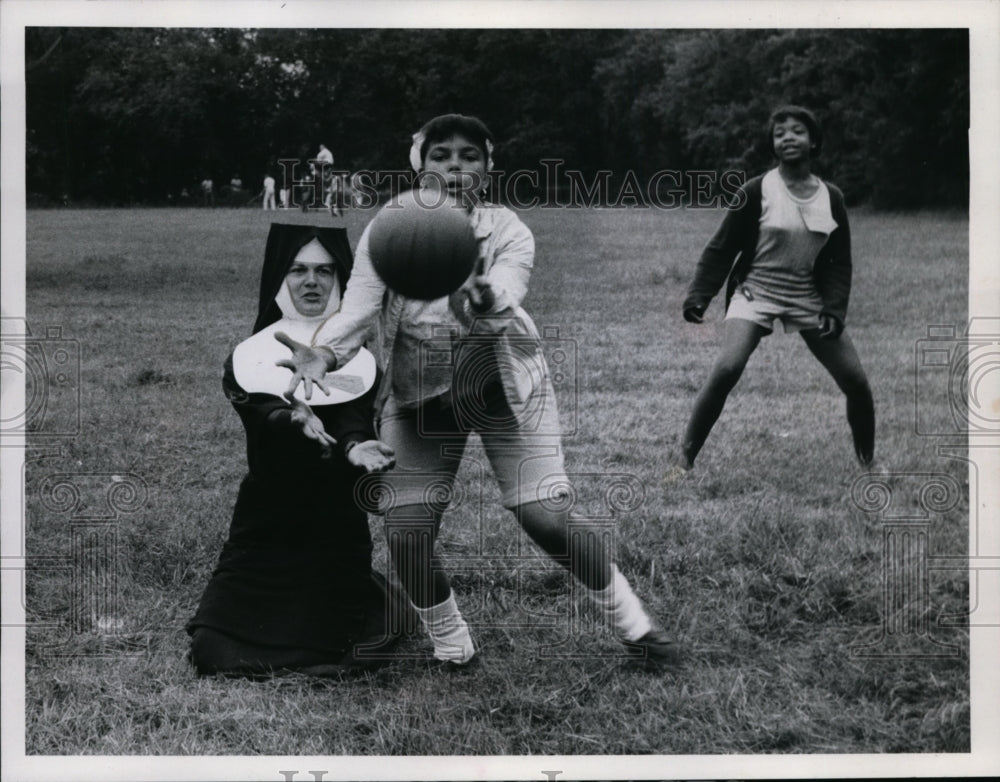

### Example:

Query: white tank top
xmin=744 ymin=168 xmax=838 ymax=308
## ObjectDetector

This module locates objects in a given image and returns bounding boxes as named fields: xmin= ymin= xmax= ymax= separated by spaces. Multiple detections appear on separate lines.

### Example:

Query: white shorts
xmin=725 ymin=287 xmax=823 ymax=334
xmin=376 ymin=388 xmax=568 ymax=512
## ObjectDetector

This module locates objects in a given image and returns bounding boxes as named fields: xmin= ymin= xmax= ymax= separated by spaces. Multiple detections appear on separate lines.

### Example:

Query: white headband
xmin=409 ymin=130 xmax=494 ymax=173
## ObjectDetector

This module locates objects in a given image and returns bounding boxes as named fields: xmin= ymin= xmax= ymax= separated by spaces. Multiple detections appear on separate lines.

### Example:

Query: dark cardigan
xmin=682 ymin=173 xmax=853 ymax=327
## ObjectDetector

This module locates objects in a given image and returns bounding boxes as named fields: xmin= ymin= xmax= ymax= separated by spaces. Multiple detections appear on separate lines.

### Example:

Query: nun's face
xmin=285 ymin=239 xmax=339 ymax=317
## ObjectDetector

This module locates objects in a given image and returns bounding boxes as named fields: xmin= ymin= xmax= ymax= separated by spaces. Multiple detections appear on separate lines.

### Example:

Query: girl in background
xmin=678 ymin=105 xmax=875 ymax=470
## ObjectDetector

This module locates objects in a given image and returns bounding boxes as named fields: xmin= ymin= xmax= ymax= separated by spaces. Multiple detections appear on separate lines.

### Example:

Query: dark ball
xmin=367 ymin=189 xmax=478 ymax=300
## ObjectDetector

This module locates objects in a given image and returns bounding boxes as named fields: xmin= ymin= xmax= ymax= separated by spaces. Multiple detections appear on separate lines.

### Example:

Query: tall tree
xmin=25 ymin=27 xmax=969 ymax=208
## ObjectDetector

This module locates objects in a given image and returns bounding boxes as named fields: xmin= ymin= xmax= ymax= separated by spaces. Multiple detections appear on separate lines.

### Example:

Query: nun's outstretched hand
xmin=346 ymin=440 xmax=397 ymax=473
xmin=274 ymin=331 xmax=335 ymax=400
xmin=285 ymin=396 xmax=338 ymax=459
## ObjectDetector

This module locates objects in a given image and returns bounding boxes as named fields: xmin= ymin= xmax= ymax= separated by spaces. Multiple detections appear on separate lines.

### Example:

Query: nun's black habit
xmin=187 ymin=224 xmax=404 ymax=676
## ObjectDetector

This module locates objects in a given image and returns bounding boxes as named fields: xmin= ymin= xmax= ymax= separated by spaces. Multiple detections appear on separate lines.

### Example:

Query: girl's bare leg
xmin=799 ymin=329 xmax=876 ymax=465
xmin=680 ymin=318 xmax=769 ymax=467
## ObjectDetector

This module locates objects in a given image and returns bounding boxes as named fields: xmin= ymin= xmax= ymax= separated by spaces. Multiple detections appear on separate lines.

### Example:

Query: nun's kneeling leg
xmin=188 ymin=627 xmax=282 ymax=679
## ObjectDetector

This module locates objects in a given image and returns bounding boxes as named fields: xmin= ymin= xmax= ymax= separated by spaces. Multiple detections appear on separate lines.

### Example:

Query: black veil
xmin=252 ymin=224 xmax=354 ymax=334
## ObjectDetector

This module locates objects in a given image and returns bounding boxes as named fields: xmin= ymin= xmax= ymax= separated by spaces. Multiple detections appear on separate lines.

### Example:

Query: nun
xmin=187 ymin=224 xmax=405 ymax=677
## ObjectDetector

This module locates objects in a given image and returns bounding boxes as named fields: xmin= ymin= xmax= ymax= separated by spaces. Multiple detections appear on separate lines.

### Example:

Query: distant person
xmin=310 ymin=144 xmax=333 ymax=182
xmin=276 ymin=113 xmax=684 ymax=671
xmin=349 ymin=171 xmax=366 ymax=208
xmin=187 ymin=223 xmax=406 ymax=677
xmin=298 ymin=169 xmax=315 ymax=212
xmin=676 ymin=105 xmax=875 ymax=471
xmin=310 ymin=146 xmax=335 ymax=212
xmin=230 ymin=174 xmax=243 ymax=192
xmin=262 ymin=174 xmax=276 ymax=210
xmin=200 ymin=178 xmax=214 ymax=207
xmin=323 ymin=169 xmax=342 ymax=217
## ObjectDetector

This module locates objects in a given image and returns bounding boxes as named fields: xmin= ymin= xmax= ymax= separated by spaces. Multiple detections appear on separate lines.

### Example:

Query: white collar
xmin=232 ymin=321 xmax=376 ymax=405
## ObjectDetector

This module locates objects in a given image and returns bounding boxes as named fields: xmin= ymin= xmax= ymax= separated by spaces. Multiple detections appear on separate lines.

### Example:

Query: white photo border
xmin=2 ymin=1 xmax=998 ymax=780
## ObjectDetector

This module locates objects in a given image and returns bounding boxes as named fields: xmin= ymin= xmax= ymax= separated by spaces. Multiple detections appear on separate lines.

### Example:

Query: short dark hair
xmin=418 ymin=114 xmax=494 ymax=165
xmin=767 ymin=105 xmax=823 ymax=158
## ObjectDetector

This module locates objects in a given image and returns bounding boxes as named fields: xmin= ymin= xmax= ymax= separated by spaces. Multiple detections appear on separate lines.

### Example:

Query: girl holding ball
xmin=278 ymin=113 xmax=681 ymax=671
xmin=677 ymin=105 xmax=875 ymax=471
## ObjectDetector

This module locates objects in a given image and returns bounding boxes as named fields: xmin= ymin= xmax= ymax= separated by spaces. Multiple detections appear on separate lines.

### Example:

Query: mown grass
xmin=21 ymin=204 xmax=969 ymax=755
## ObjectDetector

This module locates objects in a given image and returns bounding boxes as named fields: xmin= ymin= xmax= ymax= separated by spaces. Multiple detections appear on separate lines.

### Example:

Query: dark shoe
xmin=622 ymin=630 xmax=685 ymax=671
xmin=420 ymin=652 xmax=479 ymax=674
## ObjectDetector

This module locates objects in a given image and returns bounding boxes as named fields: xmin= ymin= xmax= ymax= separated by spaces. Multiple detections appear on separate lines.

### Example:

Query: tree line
xmin=25 ymin=28 xmax=968 ymax=208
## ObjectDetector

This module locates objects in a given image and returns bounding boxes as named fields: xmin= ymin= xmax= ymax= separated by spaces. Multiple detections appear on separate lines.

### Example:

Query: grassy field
xmin=19 ymin=203 xmax=970 ymax=757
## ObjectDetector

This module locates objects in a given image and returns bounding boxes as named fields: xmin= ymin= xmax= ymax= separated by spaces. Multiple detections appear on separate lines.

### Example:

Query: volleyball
xmin=367 ymin=188 xmax=479 ymax=300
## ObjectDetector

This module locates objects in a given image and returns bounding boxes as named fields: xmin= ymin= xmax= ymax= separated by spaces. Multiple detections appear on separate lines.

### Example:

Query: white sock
xmin=589 ymin=564 xmax=653 ymax=642
xmin=413 ymin=591 xmax=475 ymax=663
